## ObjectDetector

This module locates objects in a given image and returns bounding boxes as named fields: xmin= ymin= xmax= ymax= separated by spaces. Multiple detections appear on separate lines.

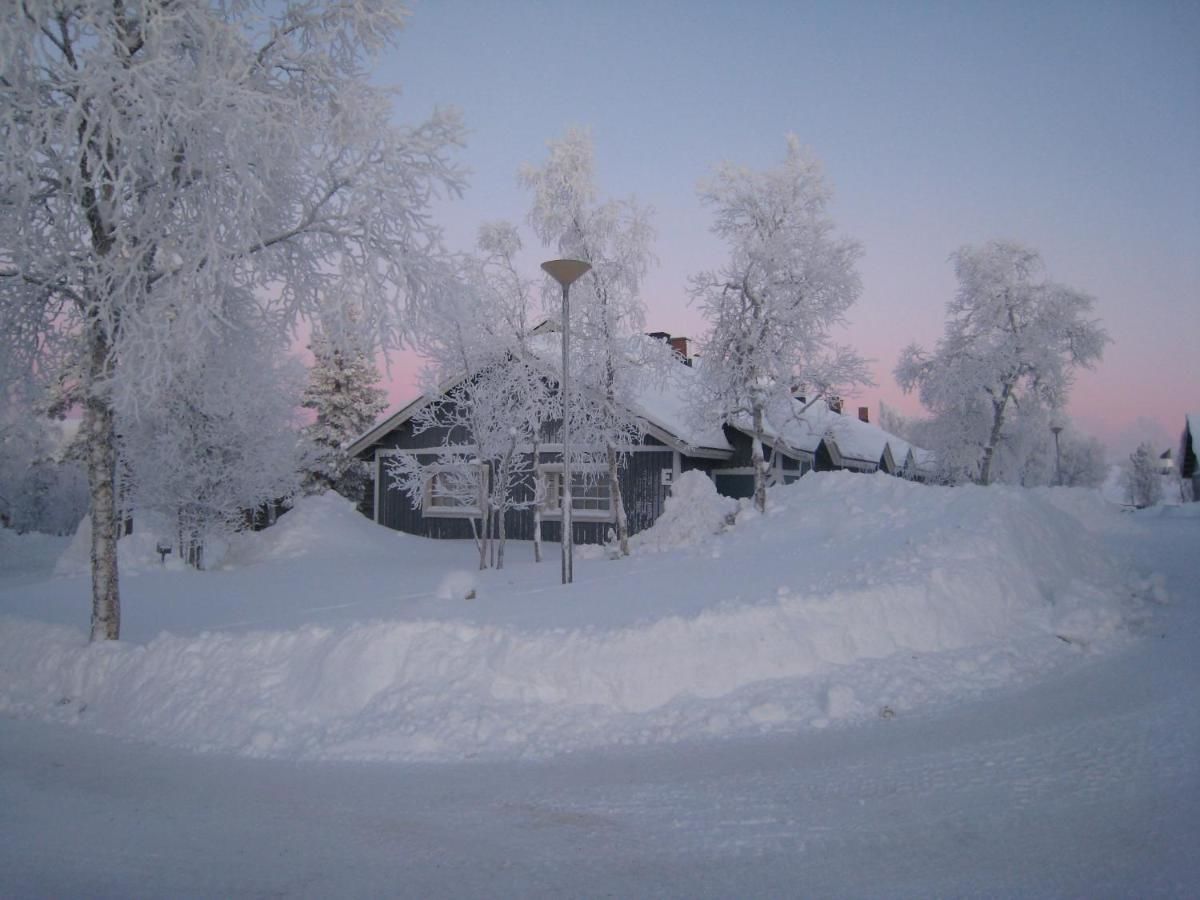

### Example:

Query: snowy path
xmin=2 ymin=515 xmax=1197 ymax=897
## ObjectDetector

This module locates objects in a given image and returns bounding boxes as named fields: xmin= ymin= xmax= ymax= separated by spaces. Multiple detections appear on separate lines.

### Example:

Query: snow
xmin=1 ymin=486 xmax=1196 ymax=896
xmin=0 ymin=474 xmax=1155 ymax=765
xmin=625 ymin=357 xmax=733 ymax=452
xmin=628 ymin=469 xmax=736 ymax=552
xmin=527 ymin=330 xmax=734 ymax=453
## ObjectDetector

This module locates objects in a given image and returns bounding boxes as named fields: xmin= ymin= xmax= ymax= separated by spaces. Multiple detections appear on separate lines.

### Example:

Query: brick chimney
xmin=858 ymin=406 xmax=869 ymax=423
xmin=669 ymin=336 xmax=690 ymax=361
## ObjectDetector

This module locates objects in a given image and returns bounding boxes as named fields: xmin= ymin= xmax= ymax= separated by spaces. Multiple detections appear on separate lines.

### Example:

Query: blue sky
xmin=375 ymin=0 xmax=1200 ymax=454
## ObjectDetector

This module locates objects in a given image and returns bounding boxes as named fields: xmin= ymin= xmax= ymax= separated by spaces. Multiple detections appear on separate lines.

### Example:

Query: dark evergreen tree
xmin=302 ymin=335 xmax=388 ymax=502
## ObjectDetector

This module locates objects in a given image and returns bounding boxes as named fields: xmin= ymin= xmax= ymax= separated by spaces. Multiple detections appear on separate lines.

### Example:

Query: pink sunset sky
xmin=368 ymin=1 xmax=1199 ymax=458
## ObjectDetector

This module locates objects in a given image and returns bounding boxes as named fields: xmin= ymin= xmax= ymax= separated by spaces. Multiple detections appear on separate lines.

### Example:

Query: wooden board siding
xmin=722 ymin=425 xmax=755 ymax=467
xmin=365 ymin=426 xmax=681 ymax=544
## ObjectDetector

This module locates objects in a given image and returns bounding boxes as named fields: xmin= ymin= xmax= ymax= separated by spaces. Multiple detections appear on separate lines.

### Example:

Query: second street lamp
xmin=1050 ymin=422 xmax=1064 ymax=486
xmin=540 ymin=259 xmax=591 ymax=585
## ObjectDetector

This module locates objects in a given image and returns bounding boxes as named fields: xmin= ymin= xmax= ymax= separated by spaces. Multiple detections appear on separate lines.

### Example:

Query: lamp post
xmin=541 ymin=259 xmax=591 ymax=585
xmin=1050 ymin=423 xmax=1064 ymax=486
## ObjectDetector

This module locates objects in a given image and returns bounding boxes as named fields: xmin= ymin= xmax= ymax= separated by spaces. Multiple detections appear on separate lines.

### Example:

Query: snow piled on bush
xmin=223 ymin=492 xmax=414 ymax=565
xmin=0 ymin=474 xmax=1155 ymax=762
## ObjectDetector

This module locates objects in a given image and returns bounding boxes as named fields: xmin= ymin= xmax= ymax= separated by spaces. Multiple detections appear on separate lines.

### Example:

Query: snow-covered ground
xmin=1 ymin=473 xmax=1197 ymax=895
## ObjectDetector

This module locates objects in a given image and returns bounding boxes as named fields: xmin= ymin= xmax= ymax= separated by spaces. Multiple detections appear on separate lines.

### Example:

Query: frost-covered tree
xmin=1055 ymin=429 xmax=1108 ymax=489
xmin=520 ymin=129 xmax=656 ymax=555
xmin=896 ymin=241 xmax=1108 ymax=486
xmin=123 ymin=317 xmax=303 ymax=568
xmin=1123 ymin=442 xmax=1163 ymax=509
xmin=0 ymin=1 xmax=463 ymax=639
xmin=389 ymin=223 xmax=554 ymax=569
xmin=689 ymin=136 xmax=867 ymax=513
xmin=302 ymin=332 xmax=387 ymax=502
xmin=989 ymin=405 xmax=1108 ymax=488
xmin=883 ymin=397 xmax=1108 ymax=488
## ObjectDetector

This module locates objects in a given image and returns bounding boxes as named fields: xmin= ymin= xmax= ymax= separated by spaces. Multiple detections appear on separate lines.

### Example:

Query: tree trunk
xmin=979 ymin=382 xmax=1014 ymax=486
xmin=478 ymin=466 xmax=491 ymax=570
xmin=607 ymin=443 xmax=628 ymax=556
xmin=85 ymin=334 xmax=120 ymax=642
xmin=495 ymin=506 xmax=505 ymax=570
xmin=752 ymin=404 xmax=768 ymax=514
xmin=531 ymin=440 xmax=543 ymax=563
xmin=478 ymin=510 xmax=489 ymax=571
xmin=496 ymin=442 xmax=518 ymax=570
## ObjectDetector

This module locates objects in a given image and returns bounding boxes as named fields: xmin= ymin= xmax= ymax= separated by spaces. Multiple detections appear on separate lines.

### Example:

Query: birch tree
xmin=689 ymin=136 xmax=867 ymax=513
xmin=896 ymin=241 xmax=1108 ymax=486
xmin=122 ymin=317 xmax=304 ymax=567
xmin=520 ymin=129 xmax=655 ymax=555
xmin=0 ymin=1 xmax=463 ymax=639
xmin=388 ymin=223 xmax=554 ymax=569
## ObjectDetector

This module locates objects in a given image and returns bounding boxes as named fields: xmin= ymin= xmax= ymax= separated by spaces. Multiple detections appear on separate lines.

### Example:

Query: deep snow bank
xmin=224 ymin=492 xmax=417 ymax=566
xmin=0 ymin=476 xmax=1152 ymax=761
xmin=629 ymin=469 xmax=737 ymax=553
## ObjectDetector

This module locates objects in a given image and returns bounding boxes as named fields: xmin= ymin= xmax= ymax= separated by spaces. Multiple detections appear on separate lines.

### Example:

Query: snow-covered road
xmin=2 ymin=511 xmax=1197 ymax=897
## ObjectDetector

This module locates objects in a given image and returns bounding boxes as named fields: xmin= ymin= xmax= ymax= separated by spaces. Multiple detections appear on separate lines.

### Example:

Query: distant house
xmin=1181 ymin=414 xmax=1199 ymax=502
xmin=1157 ymin=449 xmax=1174 ymax=475
xmin=709 ymin=398 xmax=927 ymax=499
xmin=348 ymin=332 xmax=925 ymax=541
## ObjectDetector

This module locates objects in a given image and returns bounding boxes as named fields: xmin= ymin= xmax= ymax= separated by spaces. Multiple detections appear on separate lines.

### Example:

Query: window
xmin=540 ymin=465 xmax=614 ymax=520
xmin=782 ymin=459 xmax=812 ymax=485
xmin=423 ymin=464 xmax=487 ymax=518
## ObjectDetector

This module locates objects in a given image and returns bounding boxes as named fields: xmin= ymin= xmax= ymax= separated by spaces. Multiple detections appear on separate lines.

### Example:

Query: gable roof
xmin=345 ymin=373 xmax=466 ymax=459
xmin=727 ymin=395 xmax=924 ymax=470
xmin=347 ymin=331 xmax=924 ymax=469
xmin=346 ymin=335 xmax=734 ymax=460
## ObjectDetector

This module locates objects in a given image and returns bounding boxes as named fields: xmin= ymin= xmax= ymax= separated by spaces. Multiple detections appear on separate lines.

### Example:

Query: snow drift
xmin=0 ymin=475 xmax=1152 ymax=761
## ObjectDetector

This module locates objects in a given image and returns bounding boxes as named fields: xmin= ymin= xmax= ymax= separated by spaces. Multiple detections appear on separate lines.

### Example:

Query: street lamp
xmin=541 ymin=258 xmax=591 ymax=585
xmin=1050 ymin=422 xmax=1064 ymax=486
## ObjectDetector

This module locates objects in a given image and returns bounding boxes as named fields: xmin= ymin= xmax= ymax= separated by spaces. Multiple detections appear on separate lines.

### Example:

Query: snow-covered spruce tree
xmin=0 ymin=1 xmax=463 ymax=639
xmin=520 ymin=129 xmax=656 ymax=555
xmin=389 ymin=223 xmax=554 ymax=570
xmin=896 ymin=241 xmax=1108 ymax=487
xmin=1123 ymin=442 xmax=1163 ymax=509
xmin=689 ymin=136 xmax=868 ymax=513
xmin=122 ymin=314 xmax=304 ymax=568
xmin=301 ymin=331 xmax=387 ymax=503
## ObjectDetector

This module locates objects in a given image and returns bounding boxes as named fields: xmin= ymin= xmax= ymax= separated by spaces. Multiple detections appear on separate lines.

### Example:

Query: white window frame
xmin=538 ymin=463 xmax=616 ymax=522
xmin=422 ymin=463 xmax=488 ymax=518
xmin=782 ymin=457 xmax=813 ymax=484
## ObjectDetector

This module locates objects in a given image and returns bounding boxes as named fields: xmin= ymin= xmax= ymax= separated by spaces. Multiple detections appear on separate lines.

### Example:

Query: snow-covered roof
xmin=347 ymin=331 xmax=925 ymax=468
xmin=344 ymin=374 xmax=467 ymax=459
xmin=524 ymin=331 xmax=733 ymax=456
xmin=346 ymin=335 xmax=733 ymax=460
xmin=624 ymin=365 xmax=733 ymax=456
xmin=730 ymin=397 xmax=924 ymax=470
